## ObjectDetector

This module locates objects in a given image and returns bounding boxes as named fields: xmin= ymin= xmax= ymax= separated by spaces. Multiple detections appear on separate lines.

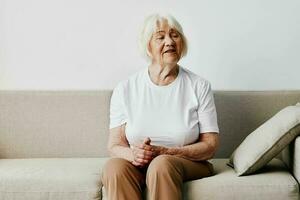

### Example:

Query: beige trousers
xmin=102 ymin=155 xmax=214 ymax=200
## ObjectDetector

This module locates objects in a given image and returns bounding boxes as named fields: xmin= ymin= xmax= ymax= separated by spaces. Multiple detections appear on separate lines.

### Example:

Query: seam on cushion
xmin=243 ymin=123 xmax=300 ymax=175
xmin=0 ymin=190 xmax=102 ymax=200
xmin=192 ymin=184 xmax=298 ymax=188
xmin=0 ymin=190 xmax=99 ymax=193
xmin=188 ymin=184 xmax=299 ymax=194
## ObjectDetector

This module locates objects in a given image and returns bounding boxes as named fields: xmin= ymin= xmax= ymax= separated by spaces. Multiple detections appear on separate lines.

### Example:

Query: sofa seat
xmin=0 ymin=158 xmax=109 ymax=200
xmin=0 ymin=158 xmax=298 ymax=200
xmin=183 ymin=159 xmax=299 ymax=200
xmin=102 ymin=158 xmax=299 ymax=200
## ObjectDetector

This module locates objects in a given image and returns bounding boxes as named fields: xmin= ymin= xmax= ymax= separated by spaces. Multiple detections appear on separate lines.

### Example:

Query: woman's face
xmin=148 ymin=19 xmax=183 ymax=66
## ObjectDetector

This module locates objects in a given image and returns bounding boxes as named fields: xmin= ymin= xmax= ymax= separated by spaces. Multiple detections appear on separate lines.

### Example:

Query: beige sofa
xmin=0 ymin=90 xmax=299 ymax=200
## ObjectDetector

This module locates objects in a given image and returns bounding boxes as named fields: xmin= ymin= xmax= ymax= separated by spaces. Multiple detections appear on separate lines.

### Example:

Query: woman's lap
xmin=102 ymin=155 xmax=213 ymax=182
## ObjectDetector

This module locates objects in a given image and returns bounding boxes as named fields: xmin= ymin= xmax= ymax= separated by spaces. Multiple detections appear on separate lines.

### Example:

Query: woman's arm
xmin=107 ymin=124 xmax=154 ymax=167
xmin=152 ymin=132 xmax=219 ymax=161
xmin=107 ymin=124 xmax=134 ymax=161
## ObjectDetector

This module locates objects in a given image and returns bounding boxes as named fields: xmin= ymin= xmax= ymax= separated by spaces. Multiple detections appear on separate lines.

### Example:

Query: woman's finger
xmin=134 ymin=157 xmax=149 ymax=164
xmin=136 ymin=143 xmax=153 ymax=151
xmin=136 ymin=153 xmax=152 ymax=160
xmin=143 ymin=137 xmax=151 ymax=145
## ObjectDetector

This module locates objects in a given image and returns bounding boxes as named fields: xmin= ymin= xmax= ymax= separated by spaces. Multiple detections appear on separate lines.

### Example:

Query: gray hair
xmin=138 ymin=13 xmax=188 ymax=61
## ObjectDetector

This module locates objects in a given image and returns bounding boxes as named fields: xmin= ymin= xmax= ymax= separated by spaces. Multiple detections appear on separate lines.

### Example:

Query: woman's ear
xmin=146 ymin=43 xmax=152 ymax=58
xmin=180 ymin=38 xmax=185 ymax=58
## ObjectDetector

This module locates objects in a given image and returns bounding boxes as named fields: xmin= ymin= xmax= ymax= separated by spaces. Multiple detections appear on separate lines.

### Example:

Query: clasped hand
xmin=131 ymin=137 xmax=166 ymax=167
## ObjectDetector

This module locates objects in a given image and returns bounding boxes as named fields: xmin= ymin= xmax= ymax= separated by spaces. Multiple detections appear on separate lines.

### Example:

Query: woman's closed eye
xmin=171 ymin=33 xmax=179 ymax=38
xmin=156 ymin=36 xmax=164 ymax=40
xmin=155 ymin=34 xmax=179 ymax=41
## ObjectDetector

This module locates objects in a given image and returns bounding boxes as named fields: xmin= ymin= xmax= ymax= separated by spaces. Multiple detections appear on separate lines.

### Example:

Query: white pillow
xmin=228 ymin=103 xmax=300 ymax=176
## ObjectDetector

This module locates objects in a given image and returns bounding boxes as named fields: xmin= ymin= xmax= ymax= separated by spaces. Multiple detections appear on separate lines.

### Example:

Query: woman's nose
xmin=165 ymin=35 xmax=175 ymax=45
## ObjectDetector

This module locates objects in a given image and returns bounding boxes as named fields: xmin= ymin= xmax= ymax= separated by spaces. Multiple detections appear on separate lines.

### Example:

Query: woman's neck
xmin=148 ymin=64 xmax=179 ymax=86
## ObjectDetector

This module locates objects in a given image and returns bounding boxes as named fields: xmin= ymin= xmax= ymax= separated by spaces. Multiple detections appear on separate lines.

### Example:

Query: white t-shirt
xmin=109 ymin=66 xmax=219 ymax=147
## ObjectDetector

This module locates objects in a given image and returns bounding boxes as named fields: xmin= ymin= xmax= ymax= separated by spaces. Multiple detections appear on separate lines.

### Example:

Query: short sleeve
xmin=196 ymin=80 xmax=219 ymax=133
xmin=109 ymin=83 xmax=127 ymax=129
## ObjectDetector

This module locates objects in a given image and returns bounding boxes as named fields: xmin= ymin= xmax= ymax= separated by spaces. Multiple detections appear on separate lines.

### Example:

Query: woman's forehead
xmin=154 ymin=20 xmax=177 ymax=33
xmin=155 ymin=19 xmax=170 ymax=28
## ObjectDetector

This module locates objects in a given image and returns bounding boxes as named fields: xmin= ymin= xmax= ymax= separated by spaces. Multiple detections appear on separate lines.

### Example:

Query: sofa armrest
xmin=281 ymin=135 xmax=300 ymax=184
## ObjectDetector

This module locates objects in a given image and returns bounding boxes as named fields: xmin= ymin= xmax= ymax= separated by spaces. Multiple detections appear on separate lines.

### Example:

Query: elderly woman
xmin=102 ymin=13 xmax=219 ymax=200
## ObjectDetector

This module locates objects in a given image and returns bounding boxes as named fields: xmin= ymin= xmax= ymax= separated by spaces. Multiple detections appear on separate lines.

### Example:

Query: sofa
xmin=0 ymin=90 xmax=299 ymax=200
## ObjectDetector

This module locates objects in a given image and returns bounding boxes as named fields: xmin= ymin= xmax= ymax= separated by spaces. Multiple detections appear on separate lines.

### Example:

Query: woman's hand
xmin=131 ymin=138 xmax=155 ymax=167
xmin=131 ymin=137 xmax=168 ymax=167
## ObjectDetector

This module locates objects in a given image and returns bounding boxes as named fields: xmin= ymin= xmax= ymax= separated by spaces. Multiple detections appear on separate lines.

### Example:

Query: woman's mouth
xmin=164 ymin=49 xmax=176 ymax=54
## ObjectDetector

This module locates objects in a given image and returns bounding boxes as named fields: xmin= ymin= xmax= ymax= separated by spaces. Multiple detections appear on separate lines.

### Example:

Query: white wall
xmin=1 ymin=0 xmax=299 ymax=90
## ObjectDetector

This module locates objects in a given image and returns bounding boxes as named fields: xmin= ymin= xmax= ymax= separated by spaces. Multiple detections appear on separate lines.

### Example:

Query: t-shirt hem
xmin=109 ymin=120 xmax=127 ymax=129
xmin=200 ymin=127 xmax=219 ymax=134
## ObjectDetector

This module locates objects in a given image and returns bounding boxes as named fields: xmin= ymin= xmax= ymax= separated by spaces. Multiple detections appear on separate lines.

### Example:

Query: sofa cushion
xmin=183 ymin=158 xmax=299 ymax=200
xmin=0 ymin=158 xmax=109 ymax=200
xmin=101 ymin=158 xmax=299 ymax=200
xmin=229 ymin=104 xmax=300 ymax=176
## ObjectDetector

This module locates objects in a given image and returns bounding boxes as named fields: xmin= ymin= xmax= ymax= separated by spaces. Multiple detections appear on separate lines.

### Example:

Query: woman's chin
xmin=161 ymin=56 xmax=178 ymax=64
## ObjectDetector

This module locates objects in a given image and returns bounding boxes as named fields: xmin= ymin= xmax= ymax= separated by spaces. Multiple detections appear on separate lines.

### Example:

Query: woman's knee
xmin=146 ymin=155 xmax=183 ymax=193
xmin=147 ymin=155 xmax=180 ymax=177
